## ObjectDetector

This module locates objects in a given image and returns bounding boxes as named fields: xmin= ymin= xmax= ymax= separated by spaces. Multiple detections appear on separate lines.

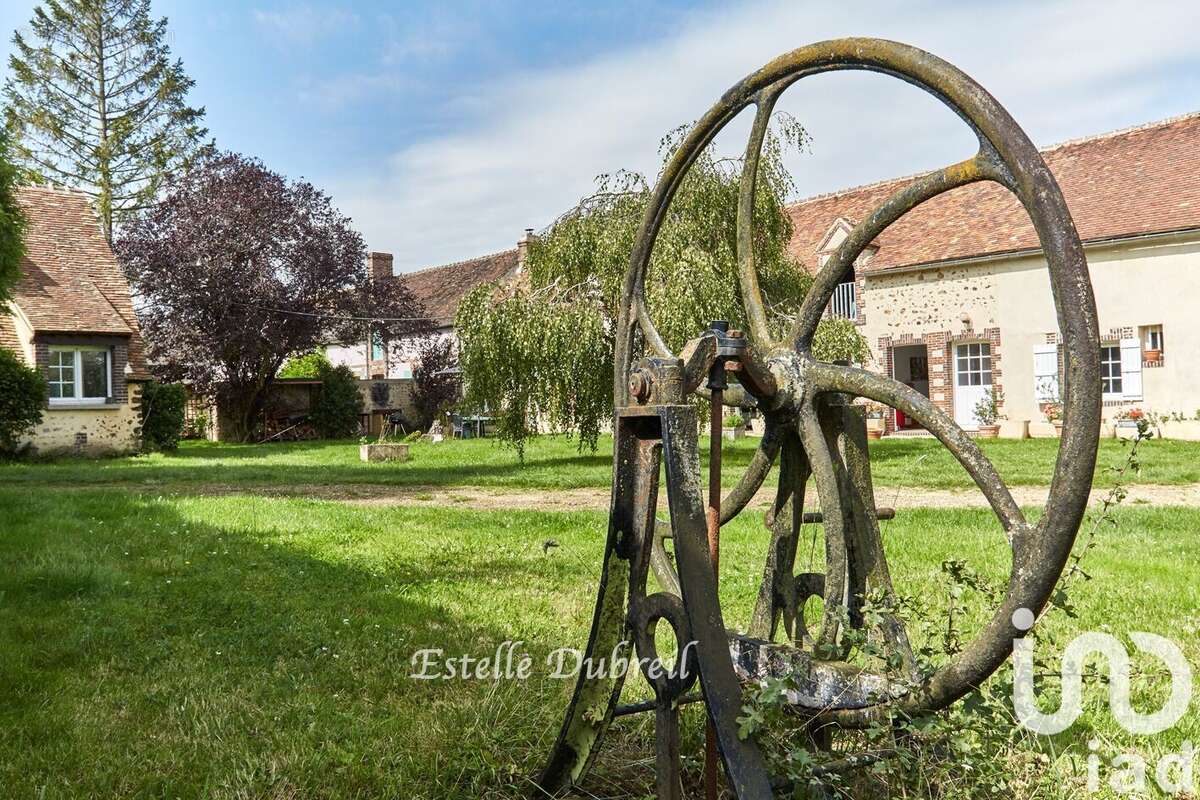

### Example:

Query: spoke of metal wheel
xmin=791 ymin=152 xmax=1003 ymax=352
xmin=637 ymin=298 xmax=674 ymax=358
xmin=720 ymin=415 xmax=784 ymax=525
xmin=736 ymin=82 xmax=790 ymax=349
xmin=797 ymin=398 xmax=847 ymax=652
xmin=806 ymin=360 xmax=1028 ymax=542
xmin=748 ymin=424 xmax=807 ymax=641
xmin=836 ymin=403 xmax=918 ymax=679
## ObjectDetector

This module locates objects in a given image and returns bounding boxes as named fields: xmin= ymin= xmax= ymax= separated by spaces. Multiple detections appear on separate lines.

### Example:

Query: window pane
xmin=80 ymin=350 xmax=108 ymax=398
xmin=958 ymin=372 xmax=969 ymax=386
xmin=49 ymin=350 xmax=76 ymax=398
xmin=980 ymin=343 xmax=991 ymax=357
xmin=981 ymin=371 xmax=992 ymax=386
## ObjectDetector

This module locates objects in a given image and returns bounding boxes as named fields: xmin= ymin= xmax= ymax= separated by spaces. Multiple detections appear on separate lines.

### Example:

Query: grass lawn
xmin=2 ymin=433 xmax=1199 ymax=492
xmin=1 ymin=482 xmax=1197 ymax=798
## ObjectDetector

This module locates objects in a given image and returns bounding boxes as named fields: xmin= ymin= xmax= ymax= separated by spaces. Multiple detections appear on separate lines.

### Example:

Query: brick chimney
xmin=516 ymin=228 xmax=535 ymax=271
xmin=367 ymin=251 xmax=394 ymax=281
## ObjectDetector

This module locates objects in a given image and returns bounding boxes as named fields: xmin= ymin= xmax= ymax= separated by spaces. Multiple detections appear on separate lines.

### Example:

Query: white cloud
xmin=253 ymin=4 xmax=359 ymax=45
xmin=325 ymin=0 xmax=1200 ymax=271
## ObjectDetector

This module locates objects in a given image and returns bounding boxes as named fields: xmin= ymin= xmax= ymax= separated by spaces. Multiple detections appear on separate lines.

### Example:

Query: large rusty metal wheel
xmin=539 ymin=38 xmax=1100 ymax=799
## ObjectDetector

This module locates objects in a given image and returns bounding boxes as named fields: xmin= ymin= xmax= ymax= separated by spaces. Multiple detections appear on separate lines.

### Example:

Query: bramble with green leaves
xmin=457 ymin=121 xmax=869 ymax=456
xmin=737 ymin=420 xmax=1157 ymax=798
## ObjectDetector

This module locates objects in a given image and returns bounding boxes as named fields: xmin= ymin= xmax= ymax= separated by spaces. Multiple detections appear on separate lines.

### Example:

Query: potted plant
xmin=1143 ymin=347 xmax=1162 ymax=365
xmin=1043 ymin=399 xmax=1063 ymax=436
xmin=973 ymin=387 xmax=1005 ymax=438
xmin=722 ymin=413 xmax=746 ymax=441
xmin=1114 ymin=408 xmax=1145 ymax=440
xmin=863 ymin=401 xmax=886 ymax=439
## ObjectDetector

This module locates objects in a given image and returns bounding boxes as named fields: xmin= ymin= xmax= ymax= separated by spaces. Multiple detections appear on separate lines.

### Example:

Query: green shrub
xmin=279 ymin=349 xmax=332 ymax=379
xmin=0 ymin=347 xmax=46 ymax=455
xmin=310 ymin=363 xmax=363 ymax=438
xmin=723 ymin=413 xmax=744 ymax=428
xmin=140 ymin=381 xmax=187 ymax=450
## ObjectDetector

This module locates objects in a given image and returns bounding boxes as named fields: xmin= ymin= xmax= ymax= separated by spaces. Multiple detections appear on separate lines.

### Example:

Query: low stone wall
xmin=22 ymin=384 xmax=143 ymax=456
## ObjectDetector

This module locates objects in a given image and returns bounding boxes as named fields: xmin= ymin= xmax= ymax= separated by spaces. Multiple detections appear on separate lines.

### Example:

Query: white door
xmin=953 ymin=342 xmax=993 ymax=429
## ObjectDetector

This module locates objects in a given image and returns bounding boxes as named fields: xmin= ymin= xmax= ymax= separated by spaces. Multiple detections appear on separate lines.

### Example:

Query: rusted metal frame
xmin=535 ymin=414 xmax=651 ymax=794
xmin=736 ymin=81 xmax=791 ymax=350
xmin=748 ymin=423 xmax=808 ymax=641
xmin=604 ymin=30 xmax=1099 ymax=756
xmin=806 ymin=361 xmax=1026 ymax=539
xmin=837 ymin=400 xmax=918 ymax=679
xmin=791 ymin=155 xmax=994 ymax=352
xmin=659 ymin=403 xmax=775 ymax=799
xmin=796 ymin=397 xmax=848 ymax=653
xmin=681 ymin=332 xmax=779 ymax=401
xmin=650 ymin=416 xmax=784 ymax=598
xmin=631 ymin=590 xmax=696 ymax=800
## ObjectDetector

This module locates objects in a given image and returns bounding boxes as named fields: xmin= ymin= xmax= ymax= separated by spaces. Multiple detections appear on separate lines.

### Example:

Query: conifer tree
xmin=4 ymin=0 xmax=208 ymax=239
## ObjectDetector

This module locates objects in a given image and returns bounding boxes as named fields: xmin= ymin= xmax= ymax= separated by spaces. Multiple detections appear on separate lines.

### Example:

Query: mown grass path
xmin=4 ymin=434 xmax=1200 ymax=491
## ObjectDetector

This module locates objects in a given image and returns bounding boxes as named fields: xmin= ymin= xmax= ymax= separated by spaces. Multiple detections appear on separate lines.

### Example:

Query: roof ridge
xmin=1038 ymin=109 xmax=1200 ymax=154
xmin=786 ymin=110 xmax=1200 ymax=209
xmin=399 ymin=246 xmax=518 ymax=277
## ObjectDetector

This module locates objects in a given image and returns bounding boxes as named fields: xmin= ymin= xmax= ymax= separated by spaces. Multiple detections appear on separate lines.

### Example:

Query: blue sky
xmin=2 ymin=1 xmax=1199 ymax=272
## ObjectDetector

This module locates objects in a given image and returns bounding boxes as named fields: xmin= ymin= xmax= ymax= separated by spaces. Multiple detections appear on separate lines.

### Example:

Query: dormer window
xmin=48 ymin=346 xmax=111 ymax=404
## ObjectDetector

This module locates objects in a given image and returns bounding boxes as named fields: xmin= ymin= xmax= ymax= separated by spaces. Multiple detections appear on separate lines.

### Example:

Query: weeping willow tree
xmin=457 ymin=120 xmax=869 ymax=455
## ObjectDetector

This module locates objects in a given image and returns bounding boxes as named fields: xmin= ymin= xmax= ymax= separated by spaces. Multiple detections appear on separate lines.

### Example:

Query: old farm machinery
xmin=535 ymin=38 xmax=1100 ymax=799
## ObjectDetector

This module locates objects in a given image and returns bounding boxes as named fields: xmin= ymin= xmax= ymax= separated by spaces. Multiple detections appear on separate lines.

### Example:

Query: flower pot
xmin=721 ymin=426 xmax=746 ymax=441
xmin=360 ymin=443 xmax=410 ymax=462
xmin=976 ymin=424 xmax=1000 ymax=439
xmin=1143 ymin=349 xmax=1162 ymax=365
xmin=1052 ymin=420 xmax=1064 ymax=437
xmin=866 ymin=428 xmax=883 ymax=440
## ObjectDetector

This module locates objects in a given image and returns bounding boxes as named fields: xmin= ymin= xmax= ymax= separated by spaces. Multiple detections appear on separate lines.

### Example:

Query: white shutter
xmin=1033 ymin=345 xmax=1059 ymax=402
xmin=1120 ymin=337 xmax=1142 ymax=400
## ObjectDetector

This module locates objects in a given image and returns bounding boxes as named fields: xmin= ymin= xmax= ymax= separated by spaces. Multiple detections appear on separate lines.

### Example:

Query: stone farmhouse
xmin=0 ymin=186 xmax=151 ymax=454
xmin=330 ymin=112 xmax=1200 ymax=438
xmin=326 ymin=231 xmax=532 ymax=379
xmin=793 ymin=112 xmax=1200 ymax=436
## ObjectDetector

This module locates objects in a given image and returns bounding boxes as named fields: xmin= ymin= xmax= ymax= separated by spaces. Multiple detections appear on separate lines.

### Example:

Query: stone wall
xmin=21 ymin=382 xmax=143 ymax=455
xmin=859 ymin=231 xmax=1200 ymax=433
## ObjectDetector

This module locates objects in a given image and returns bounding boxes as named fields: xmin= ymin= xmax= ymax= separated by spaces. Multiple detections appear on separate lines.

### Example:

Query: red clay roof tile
xmin=786 ymin=112 xmax=1200 ymax=273
xmin=10 ymin=186 xmax=150 ymax=377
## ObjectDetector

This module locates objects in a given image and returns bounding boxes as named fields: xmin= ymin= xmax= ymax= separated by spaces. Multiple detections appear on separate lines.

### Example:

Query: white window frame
xmin=954 ymin=342 xmax=992 ymax=387
xmin=1099 ymin=343 xmax=1123 ymax=400
xmin=1141 ymin=324 xmax=1164 ymax=352
xmin=47 ymin=346 xmax=112 ymax=406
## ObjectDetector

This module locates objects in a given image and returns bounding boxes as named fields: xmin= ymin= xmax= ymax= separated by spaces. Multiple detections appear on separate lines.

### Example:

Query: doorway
xmin=891 ymin=344 xmax=929 ymax=430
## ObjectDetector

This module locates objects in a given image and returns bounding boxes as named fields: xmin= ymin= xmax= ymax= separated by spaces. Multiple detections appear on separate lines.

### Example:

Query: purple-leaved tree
xmin=117 ymin=152 xmax=429 ymax=441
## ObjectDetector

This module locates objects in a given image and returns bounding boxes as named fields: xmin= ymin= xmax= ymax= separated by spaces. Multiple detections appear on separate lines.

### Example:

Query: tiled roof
xmin=400 ymin=248 xmax=520 ymax=326
xmin=786 ymin=112 xmax=1200 ymax=273
xmin=10 ymin=185 xmax=149 ymax=376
